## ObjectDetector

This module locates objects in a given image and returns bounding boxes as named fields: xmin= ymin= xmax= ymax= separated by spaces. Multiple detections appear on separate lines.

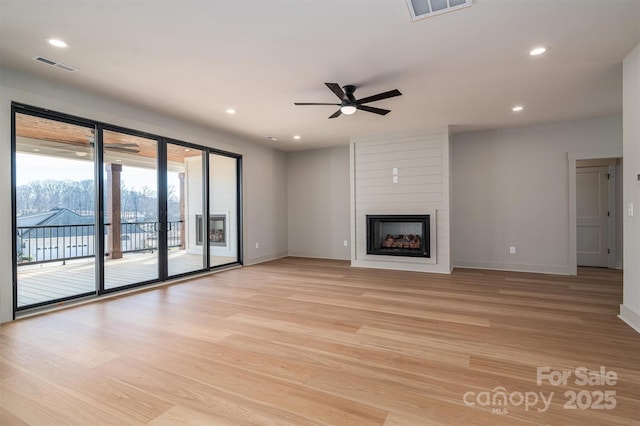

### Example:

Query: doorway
xmin=575 ymin=158 xmax=623 ymax=269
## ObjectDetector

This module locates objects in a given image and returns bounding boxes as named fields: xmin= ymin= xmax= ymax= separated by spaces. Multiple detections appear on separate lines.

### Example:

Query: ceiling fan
xmin=96 ymin=142 xmax=140 ymax=154
xmin=294 ymin=83 xmax=402 ymax=119
xmin=34 ymin=138 xmax=140 ymax=154
xmin=87 ymin=136 xmax=140 ymax=153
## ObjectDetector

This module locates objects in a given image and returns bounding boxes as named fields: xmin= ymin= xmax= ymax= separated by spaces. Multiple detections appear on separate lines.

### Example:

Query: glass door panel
xmin=209 ymin=153 xmax=238 ymax=267
xmin=14 ymin=113 xmax=97 ymax=308
xmin=103 ymin=130 xmax=159 ymax=290
xmin=167 ymin=143 xmax=206 ymax=276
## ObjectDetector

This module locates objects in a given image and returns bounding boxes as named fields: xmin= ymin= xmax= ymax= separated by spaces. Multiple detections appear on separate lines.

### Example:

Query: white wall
xmin=0 ymin=67 xmax=288 ymax=323
xmin=452 ymin=115 xmax=622 ymax=274
xmin=620 ymin=43 xmax=640 ymax=332
xmin=351 ymin=127 xmax=451 ymax=273
xmin=185 ymin=155 xmax=239 ymax=257
xmin=243 ymin=144 xmax=289 ymax=264
xmin=286 ymin=146 xmax=350 ymax=260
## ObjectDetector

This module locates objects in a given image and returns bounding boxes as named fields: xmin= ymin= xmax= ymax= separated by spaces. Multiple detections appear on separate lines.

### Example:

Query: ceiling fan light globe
xmin=340 ymin=105 xmax=357 ymax=115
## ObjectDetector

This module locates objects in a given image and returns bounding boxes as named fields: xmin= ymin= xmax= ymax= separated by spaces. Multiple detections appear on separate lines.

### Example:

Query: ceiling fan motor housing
xmin=343 ymin=85 xmax=357 ymax=101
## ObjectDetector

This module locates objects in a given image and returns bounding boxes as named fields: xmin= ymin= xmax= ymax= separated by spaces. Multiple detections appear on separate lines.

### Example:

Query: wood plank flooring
xmin=1 ymin=257 xmax=638 ymax=425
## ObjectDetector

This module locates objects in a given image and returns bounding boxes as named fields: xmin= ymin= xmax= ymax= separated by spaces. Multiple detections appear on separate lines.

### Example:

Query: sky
xmin=16 ymin=153 xmax=180 ymax=193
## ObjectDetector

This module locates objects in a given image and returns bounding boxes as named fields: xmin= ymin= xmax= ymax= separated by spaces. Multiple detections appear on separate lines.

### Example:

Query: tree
xmin=15 ymin=179 xmax=159 ymax=220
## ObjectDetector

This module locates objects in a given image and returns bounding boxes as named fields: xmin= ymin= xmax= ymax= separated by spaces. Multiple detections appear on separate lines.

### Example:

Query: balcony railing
xmin=17 ymin=220 xmax=182 ymax=266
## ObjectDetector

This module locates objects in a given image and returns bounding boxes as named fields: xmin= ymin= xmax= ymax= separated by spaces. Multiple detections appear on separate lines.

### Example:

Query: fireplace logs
xmin=380 ymin=234 xmax=421 ymax=249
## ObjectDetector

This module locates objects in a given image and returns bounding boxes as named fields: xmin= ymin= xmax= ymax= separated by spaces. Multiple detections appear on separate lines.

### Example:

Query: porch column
xmin=179 ymin=172 xmax=186 ymax=249
xmin=106 ymin=163 xmax=123 ymax=260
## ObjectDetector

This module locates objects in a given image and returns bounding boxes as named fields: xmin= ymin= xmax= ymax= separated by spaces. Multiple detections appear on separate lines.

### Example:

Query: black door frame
xmin=11 ymin=103 xmax=243 ymax=317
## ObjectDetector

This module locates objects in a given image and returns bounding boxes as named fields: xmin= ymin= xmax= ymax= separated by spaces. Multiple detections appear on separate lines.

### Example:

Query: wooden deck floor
xmin=17 ymin=251 xmax=236 ymax=307
xmin=1 ymin=258 xmax=637 ymax=425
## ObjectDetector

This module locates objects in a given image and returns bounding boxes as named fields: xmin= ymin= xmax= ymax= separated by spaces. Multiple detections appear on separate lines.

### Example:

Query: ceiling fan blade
xmin=328 ymin=109 xmax=342 ymax=119
xmin=356 ymin=89 xmax=402 ymax=105
xmin=105 ymin=146 xmax=140 ymax=153
xmin=325 ymin=83 xmax=345 ymax=100
xmin=93 ymin=141 xmax=139 ymax=148
xmin=105 ymin=143 xmax=139 ymax=148
xmin=357 ymin=105 xmax=391 ymax=115
xmin=294 ymin=102 xmax=341 ymax=106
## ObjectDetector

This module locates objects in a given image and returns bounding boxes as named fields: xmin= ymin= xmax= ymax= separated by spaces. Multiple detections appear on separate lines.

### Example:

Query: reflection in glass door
xmin=209 ymin=153 xmax=238 ymax=267
xmin=103 ymin=130 xmax=160 ymax=290
xmin=14 ymin=112 xmax=97 ymax=308
xmin=167 ymin=143 xmax=206 ymax=276
xmin=13 ymin=104 xmax=243 ymax=315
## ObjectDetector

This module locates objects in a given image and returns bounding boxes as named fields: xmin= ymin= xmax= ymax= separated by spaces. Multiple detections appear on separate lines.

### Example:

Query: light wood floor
xmin=1 ymin=258 xmax=638 ymax=425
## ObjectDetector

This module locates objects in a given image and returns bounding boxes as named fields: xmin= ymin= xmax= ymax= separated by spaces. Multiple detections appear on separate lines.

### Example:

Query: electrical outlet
xmin=343 ymin=240 xmax=348 ymax=247
xmin=255 ymin=242 xmax=259 ymax=249
xmin=509 ymin=246 xmax=516 ymax=254
xmin=393 ymin=176 xmax=398 ymax=183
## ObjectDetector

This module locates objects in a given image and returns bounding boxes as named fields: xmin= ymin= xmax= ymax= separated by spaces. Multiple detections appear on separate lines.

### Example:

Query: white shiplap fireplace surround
xmin=350 ymin=127 xmax=452 ymax=273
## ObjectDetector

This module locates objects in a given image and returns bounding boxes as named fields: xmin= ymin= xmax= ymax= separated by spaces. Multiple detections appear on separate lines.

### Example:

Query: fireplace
xmin=367 ymin=215 xmax=430 ymax=258
xmin=196 ymin=214 xmax=226 ymax=246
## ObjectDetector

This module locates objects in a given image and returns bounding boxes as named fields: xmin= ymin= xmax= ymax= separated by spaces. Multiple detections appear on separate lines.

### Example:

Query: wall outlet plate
xmin=509 ymin=246 xmax=516 ymax=254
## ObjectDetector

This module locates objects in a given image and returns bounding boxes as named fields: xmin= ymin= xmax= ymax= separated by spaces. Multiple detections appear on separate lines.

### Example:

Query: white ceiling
xmin=1 ymin=0 xmax=639 ymax=151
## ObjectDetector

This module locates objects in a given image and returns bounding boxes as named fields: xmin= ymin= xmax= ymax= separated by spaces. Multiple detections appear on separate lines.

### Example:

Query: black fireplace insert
xmin=196 ymin=214 xmax=226 ymax=247
xmin=367 ymin=214 xmax=430 ymax=258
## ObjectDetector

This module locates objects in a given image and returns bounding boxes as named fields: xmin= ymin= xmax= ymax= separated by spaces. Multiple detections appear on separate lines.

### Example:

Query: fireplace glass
xmin=196 ymin=214 xmax=226 ymax=246
xmin=367 ymin=215 xmax=430 ymax=257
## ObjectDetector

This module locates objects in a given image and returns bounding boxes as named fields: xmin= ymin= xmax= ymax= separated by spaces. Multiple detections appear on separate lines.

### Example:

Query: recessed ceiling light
xmin=529 ymin=46 xmax=547 ymax=56
xmin=225 ymin=108 xmax=236 ymax=114
xmin=265 ymin=136 xmax=278 ymax=141
xmin=512 ymin=105 xmax=524 ymax=112
xmin=184 ymin=148 xmax=191 ymax=152
xmin=75 ymin=152 xmax=88 ymax=157
xmin=115 ymin=159 xmax=122 ymax=162
xmin=32 ymin=148 xmax=40 ymax=152
xmin=293 ymin=135 xmax=301 ymax=140
xmin=47 ymin=38 xmax=68 ymax=48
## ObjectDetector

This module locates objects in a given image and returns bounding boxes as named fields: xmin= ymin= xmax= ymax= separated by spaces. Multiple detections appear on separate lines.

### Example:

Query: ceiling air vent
xmin=406 ymin=0 xmax=472 ymax=21
xmin=33 ymin=55 xmax=78 ymax=72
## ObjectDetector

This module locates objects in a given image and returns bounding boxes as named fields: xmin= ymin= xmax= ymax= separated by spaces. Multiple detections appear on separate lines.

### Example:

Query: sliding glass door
xmin=209 ymin=152 xmax=239 ymax=267
xmin=102 ymin=129 xmax=160 ymax=290
xmin=14 ymin=112 xmax=97 ymax=308
xmin=167 ymin=142 xmax=206 ymax=277
xmin=13 ymin=104 xmax=243 ymax=314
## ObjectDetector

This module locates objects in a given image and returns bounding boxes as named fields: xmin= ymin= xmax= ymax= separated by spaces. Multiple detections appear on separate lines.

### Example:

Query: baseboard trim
xmin=288 ymin=252 xmax=350 ymax=261
xmin=453 ymin=260 xmax=571 ymax=275
xmin=244 ymin=252 xmax=288 ymax=266
xmin=619 ymin=304 xmax=640 ymax=334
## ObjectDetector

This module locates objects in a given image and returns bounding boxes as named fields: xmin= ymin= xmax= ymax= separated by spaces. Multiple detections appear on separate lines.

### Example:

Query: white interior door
xmin=576 ymin=166 xmax=609 ymax=267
